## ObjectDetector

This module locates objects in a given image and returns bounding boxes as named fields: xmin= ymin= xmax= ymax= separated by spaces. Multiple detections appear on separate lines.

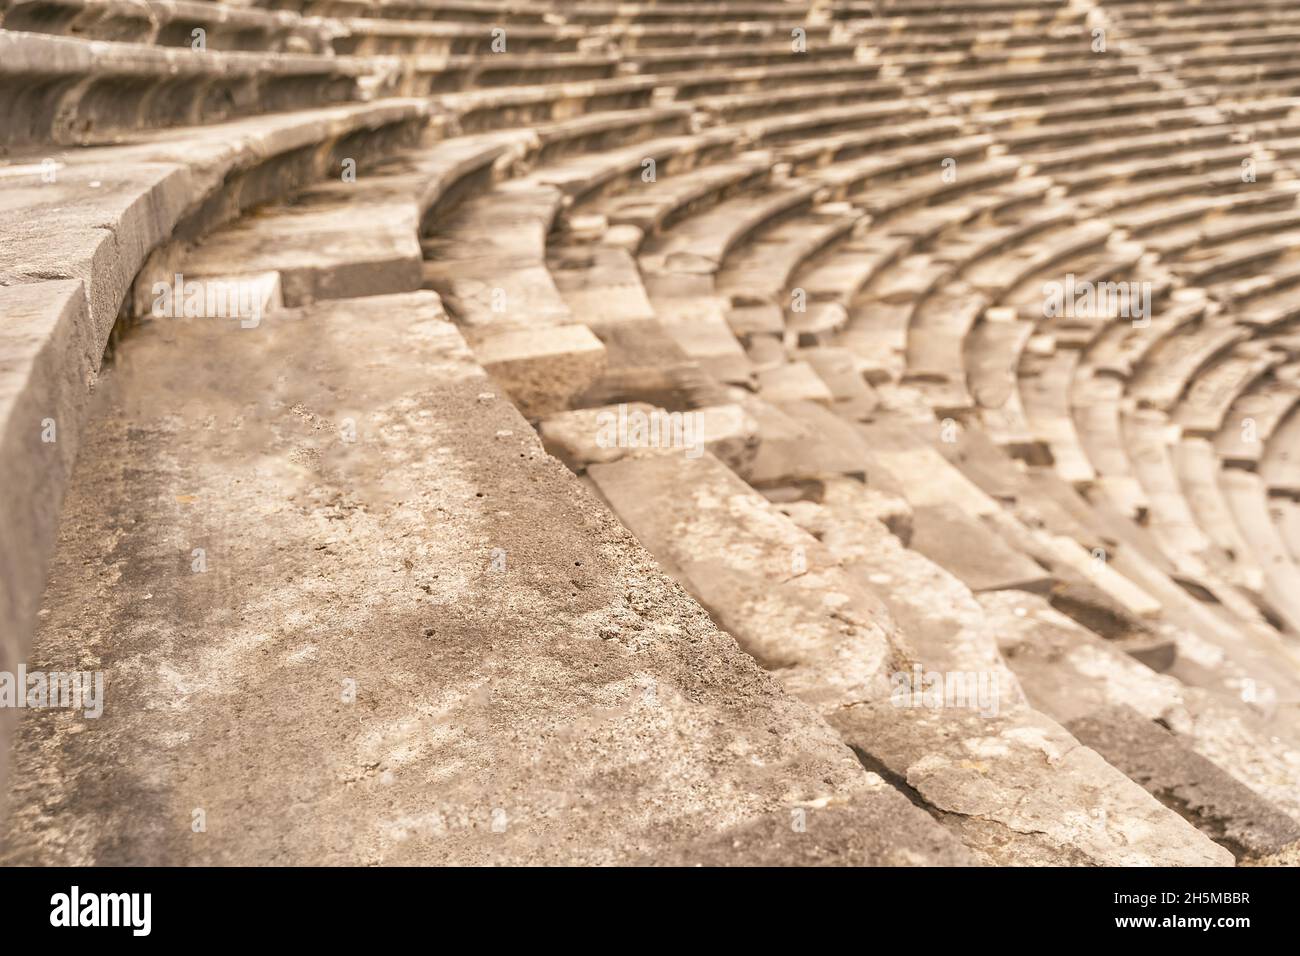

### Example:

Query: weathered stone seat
xmin=622 ymin=40 xmax=859 ymax=76
xmin=403 ymin=50 xmax=621 ymax=92
xmin=596 ymin=20 xmax=833 ymax=52
xmin=950 ymin=72 xmax=1161 ymax=112
xmin=1173 ymin=340 xmax=1284 ymax=436
xmin=525 ymin=125 xmax=740 ymax=205
xmin=322 ymin=17 xmax=582 ymax=57
xmin=0 ymin=100 xmax=429 ymax=687
xmin=3 ymin=290 xmax=964 ymax=865
xmin=1129 ymin=321 xmax=1249 ymax=412
xmin=582 ymin=153 xmax=771 ymax=239
xmin=563 ymin=1 xmax=813 ymax=27
xmin=918 ymin=60 xmax=1144 ymax=96
xmin=1115 ymin=8 xmax=1300 ymax=38
xmin=994 ymin=106 xmax=1214 ymax=155
xmin=836 ymin=6 xmax=1081 ymax=33
xmin=1215 ymin=363 xmax=1300 ymax=466
xmin=692 ymin=78 xmax=905 ymax=124
xmin=942 ymin=425 xmax=1299 ymax=688
xmin=716 ymin=204 xmax=862 ymax=307
xmin=857 ymin=24 xmax=1093 ymax=56
xmin=639 ymin=183 xmax=818 ymax=291
xmin=1262 ymin=401 xmax=1300 ymax=495
xmin=255 ymin=0 xmax=548 ymax=23
xmin=581 ymin=436 xmax=1235 ymax=864
xmin=779 ymin=115 xmax=963 ymax=171
xmin=422 ymin=180 xmax=605 ymax=416
xmin=1117 ymin=186 xmax=1300 ymax=242
xmin=1019 ymin=125 xmax=1238 ymax=176
xmin=436 ymin=75 xmax=660 ymax=132
xmin=1 ymin=0 xmax=330 ymax=51
xmin=1221 ymin=467 xmax=1300 ymax=634
xmin=741 ymin=100 xmax=928 ymax=147
xmin=0 ymin=30 xmax=376 ymax=145
xmin=810 ymin=133 xmax=996 ymax=199
xmin=988 ymin=590 xmax=1300 ymax=863
xmin=659 ymin=58 xmax=886 ymax=100
xmin=978 ymin=88 xmax=1204 ymax=132
xmin=1124 ymin=408 xmax=1223 ymax=576
xmin=1175 ymin=436 xmax=1269 ymax=592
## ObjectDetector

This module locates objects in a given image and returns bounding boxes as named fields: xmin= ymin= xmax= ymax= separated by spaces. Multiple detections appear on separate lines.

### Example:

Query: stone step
xmin=324 ymin=17 xmax=582 ymax=57
xmin=588 ymin=450 xmax=901 ymax=712
xmin=1215 ymin=367 xmax=1300 ymax=466
xmin=0 ymin=100 xmax=432 ymax=706
xmin=736 ymin=395 xmax=872 ymax=487
xmin=590 ymin=154 xmax=772 ymax=239
xmin=831 ymin=701 xmax=1232 ymax=865
xmin=571 ymin=2 xmax=820 ymax=26
xmin=0 ymin=30 xmax=374 ymax=145
xmin=694 ymin=79 xmax=906 ymax=125
xmin=1 ymin=0 xmax=332 ymax=52
xmin=585 ymin=447 xmax=1230 ymax=864
xmin=595 ymin=20 xmax=835 ymax=53
xmin=179 ymin=193 xmax=423 ymax=306
xmin=984 ymin=589 xmax=1300 ymax=863
xmin=1222 ymin=468 xmax=1300 ymax=636
xmin=1068 ymin=707 xmax=1300 ymax=865
xmin=269 ymin=0 xmax=549 ymax=25
xmin=719 ymin=207 xmax=862 ymax=305
xmin=1173 ymin=341 xmax=1283 ymax=437
xmin=658 ymin=59 xmax=886 ymax=102
xmin=624 ymin=41 xmax=860 ymax=77
xmin=1 ymin=290 xmax=936 ymax=865
xmin=421 ymin=180 xmax=606 ymax=416
xmin=1008 ymin=471 xmax=1300 ymax=705
xmin=640 ymin=183 xmax=819 ymax=290
xmin=437 ymin=75 xmax=659 ymax=132
xmin=1174 ymin=437 xmax=1268 ymax=592
xmin=401 ymin=49 xmax=624 ymax=93
xmin=539 ymin=401 xmax=757 ymax=475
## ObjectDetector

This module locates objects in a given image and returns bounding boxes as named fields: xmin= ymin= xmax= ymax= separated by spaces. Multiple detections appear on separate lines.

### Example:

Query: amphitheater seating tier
xmin=4 ymin=0 xmax=1300 ymax=866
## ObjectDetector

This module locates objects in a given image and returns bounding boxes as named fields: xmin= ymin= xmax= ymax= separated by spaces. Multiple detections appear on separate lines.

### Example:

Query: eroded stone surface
xmin=0 ymin=292 xmax=921 ymax=864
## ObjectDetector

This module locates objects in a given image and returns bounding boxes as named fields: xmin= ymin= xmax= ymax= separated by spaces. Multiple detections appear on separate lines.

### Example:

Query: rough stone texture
xmin=0 ymin=292 xmax=930 ymax=864
xmin=984 ymin=589 xmax=1300 ymax=858
xmin=0 ymin=281 xmax=95 ymax=800
xmin=474 ymin=324 xmax=608 ymax=419
xmin=832 ymin=703 xmax=1234 ymax=866
xmin=639 ymin=789 xmax=975 ymax=866
xmin=588 ymin=452 xmax=906 ymax=712
xmin=1067 ymin=707 xmax=1300 ymax=865
xmin=540 ymin=401 xmax=757 ymax=473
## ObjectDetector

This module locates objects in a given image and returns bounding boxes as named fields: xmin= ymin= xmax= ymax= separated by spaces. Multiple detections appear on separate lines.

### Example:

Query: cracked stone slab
xmin=1068 ymin=706 xmax=1300 ymax=865
xmin=984 ymin=589 xmax=1300 ymax=859
xmin=831 ymin=702 xmax=1234 ymax=866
